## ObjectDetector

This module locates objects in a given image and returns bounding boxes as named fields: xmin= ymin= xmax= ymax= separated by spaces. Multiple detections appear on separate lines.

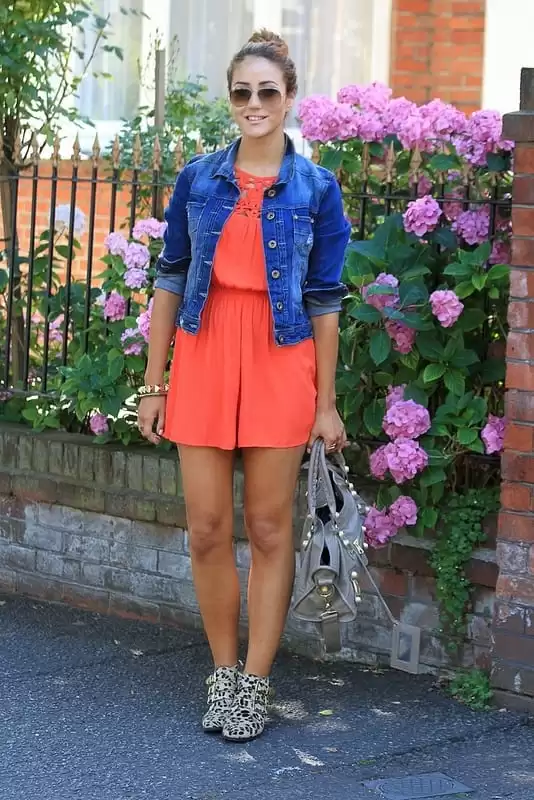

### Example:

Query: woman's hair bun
xmin=247 ymin=28 xmax=289 ymax=58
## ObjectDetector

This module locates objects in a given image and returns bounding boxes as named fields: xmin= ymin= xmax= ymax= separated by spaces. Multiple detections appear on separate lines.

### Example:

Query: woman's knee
xmin=188 ymin=512 xmax=231 ymax=560
xmin=245 ymin=511 xmax=290 ymax=557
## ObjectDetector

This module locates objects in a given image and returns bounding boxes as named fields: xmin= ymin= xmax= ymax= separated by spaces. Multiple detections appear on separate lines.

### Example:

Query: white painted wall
xmin=483 ymin=0 xmax=534 ymax=113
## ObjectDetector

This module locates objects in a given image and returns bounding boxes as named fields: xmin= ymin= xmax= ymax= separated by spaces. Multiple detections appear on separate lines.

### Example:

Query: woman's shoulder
xmin=293 ymin=151 xmax=338 ymax=196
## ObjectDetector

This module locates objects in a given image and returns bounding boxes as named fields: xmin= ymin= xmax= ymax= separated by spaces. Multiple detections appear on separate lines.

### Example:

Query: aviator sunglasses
xmin=229 ymin=86 xmax=283 ymax=110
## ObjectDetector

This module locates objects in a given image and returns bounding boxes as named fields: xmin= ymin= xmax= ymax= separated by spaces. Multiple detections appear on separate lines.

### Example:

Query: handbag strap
xmin=307 ymin=438 xmax=337 ymax=520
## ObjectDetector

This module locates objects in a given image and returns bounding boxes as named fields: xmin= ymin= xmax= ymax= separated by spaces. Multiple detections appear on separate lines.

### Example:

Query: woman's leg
xmin=241 ymin=445 xmax=305 ymax=676
xmin=179 ymin=445 xmax=239 ymax=667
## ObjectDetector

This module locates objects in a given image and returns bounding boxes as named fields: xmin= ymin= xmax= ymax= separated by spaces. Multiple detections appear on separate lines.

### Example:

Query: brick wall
xmin=390 ymin=0 xmax=485 ymax=112
xmin=492 ymin=69 xmax=534 ymax=712
xmin=0 ymin=423 xmax=498 ymax=672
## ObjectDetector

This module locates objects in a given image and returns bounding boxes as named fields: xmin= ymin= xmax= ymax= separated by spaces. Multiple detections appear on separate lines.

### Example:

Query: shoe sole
xmin=222 ymin=731 xmax=264 ymax=743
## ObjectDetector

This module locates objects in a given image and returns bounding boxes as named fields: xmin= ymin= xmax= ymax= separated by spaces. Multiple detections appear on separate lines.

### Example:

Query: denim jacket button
xmin=266 ymin=212 xmax=275 ymax=221
xmin=276 ymin=301 xmax=283 ymax=311
xmin=278 ymin=335 xmax=285 ymax=343
xmin=267 ymin=189 xmax=276 ymax=198
xmin=268 ymin=240 xmax=277 ymax=249
xmin=271 ymin=269 xmax=280 ymax=279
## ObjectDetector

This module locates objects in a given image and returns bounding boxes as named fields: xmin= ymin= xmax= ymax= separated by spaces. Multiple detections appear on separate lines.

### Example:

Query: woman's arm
xmin=305 ymin=174 xmax=351 ymax=451
xmin=144 ymin=289 xmax=182 ymax=385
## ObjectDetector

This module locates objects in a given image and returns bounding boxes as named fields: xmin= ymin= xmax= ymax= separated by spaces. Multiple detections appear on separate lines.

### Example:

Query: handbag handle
xmin=307 ymin=438 xmax=338 ymax=521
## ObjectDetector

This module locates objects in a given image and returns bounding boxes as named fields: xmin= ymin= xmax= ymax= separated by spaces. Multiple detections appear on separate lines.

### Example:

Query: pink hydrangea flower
xmin=132 ymin=217 xmax=167 ymax=240
xmin=104 ymin=231 xmax=128 ymax=258
xmin=104 ymin=292 xmax=127 ymax=322
xmin=121 ymin=328 xmax=144 ymax=356
xmin=430 ymin=290 xmax=464 ymax=328
xmin=372 ymin=438 xmax=429 ymax=484
xmin=421 ymin=98 xmax=467 ymax=139
xmin=337 ymin=85 xmax=362 ymax=106
xmin=385 ymin=320 xmax=416 ymax=354
xmin=137 ymin=298 xmax=154 ymax=342
xmin=417 ymin=175 xmax=433 ymax=197
xmin=124 ymin=242 xmax=150 ymax=270
xmin=389 ymin=495 xmax=418 ymax=528
xmin=358 ymin=82 xmax=392 ymax=113
xmin=489 ymin=239 xmax=511 ymax=265
xmin=124 ymin=268 xmax=148 ymax=290
xmin=481 ymin=414 xmax=506 ymax=454
xmin=49 ymin=314 xmax=64 ymax=344
xmin=403 ymin=195 xmax=442 ymax=237
xmin=355 ymin=110 xmax=385 ymax=142
xmin=386 ymin=384 xmax=406 ymax=410
xmin=362 ymin=273 xmax=399 ymax=311
xmin=298 ymin=95 xmax=359 ymax=142
xmin=451 ymin=207 xmax=490 ymax=245
xmin=383 ymin=399 xmax=431 ymax=440
xmin=364 ymin=507 xmax=398 ymax=548
xmin=89 ymin=412 xmax=109 ymax=435
xmin=382 ymin=97 xmax=418 ymax=138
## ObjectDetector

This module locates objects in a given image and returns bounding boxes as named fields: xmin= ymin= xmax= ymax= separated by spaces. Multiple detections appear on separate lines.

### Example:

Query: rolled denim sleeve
xmin=154 ymin=165 xmax=193 ymax=296
xmin=303 ymin=174 xmax=350 ymax=317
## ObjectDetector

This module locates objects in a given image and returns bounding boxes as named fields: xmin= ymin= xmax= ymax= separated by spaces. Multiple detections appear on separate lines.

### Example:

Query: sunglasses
xmin=229 ymin=87 xmax=283 ymax=109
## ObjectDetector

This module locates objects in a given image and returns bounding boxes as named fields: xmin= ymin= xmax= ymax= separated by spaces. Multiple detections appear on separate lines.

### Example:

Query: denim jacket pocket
xmin=292 ymin=210 xmax=314 ymax=257
xmin=186 ymin=201 xmax=204 ymax=235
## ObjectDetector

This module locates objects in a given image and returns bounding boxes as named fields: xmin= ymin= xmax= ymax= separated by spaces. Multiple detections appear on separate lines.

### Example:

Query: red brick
xmin=496 ymin=540 xmax=529 ymax=574
xmin=513 ymin=176 xmax=534 ymax=206
xmin=512 ymin=207 xmax=534 ymax=236
xmin=506 ymin=363 xmax=534 ymax=391
xmin=451 ymin=0 xmax=484 ymax=12
xmin=492 ymin=662 xmax=534 ymax=697
xmin=510 ymin=268 xmax=534 ymax=298
xmin=369 ymin=566 xmax=409 ymax=596
xmin=390 ymin=543 xmax=434 ymax=576
xmin=506 ymin=332 xmax=534 ymax=362
xmin=494 ymin=601 xmax=526 ymax=635
xmin=508 ymin=301 xmax=534 ymax=331
xmin=398 ymin=0 xmax=431 ymax=11
xmin=504 ymin=423 xmax=534 ymax=453
xmin=499 ymin=511 xmax=534 ymax=543
xmin=494 ymin=631 xmax=534 ymax=664
xmin=515 ymin=145 xmax=534 ymax=174
xmin=466 ymin=558 xmax=498 ymax=588
xmin=500 ymin=482 xmax=533 ymax=513
xmin=506 ymin=390 xmax=534 ymax=423
xmin=496 ymin=573 xmax=534 ymax=603
xmin=511 ymin=240 xmax=534 ymax=269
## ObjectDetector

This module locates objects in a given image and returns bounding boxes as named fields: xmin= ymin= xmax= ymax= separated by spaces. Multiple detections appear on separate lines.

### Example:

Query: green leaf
xmin=404 ymin=384 xmax=429 ymax=406
xmin=472 ymin=273 xmax=487 ymax=291
xmin=399 ymin=350 xmax=420 ymax=370
xmin=370 ymin=329 xmax=392 ymax=365
xmin=456 ymin=308 xmax=486 ymax=332
xmin=430 ymin=227 xmax=458 ymax=251
xmin=363 ymin=398 xmax=386 ymax=436
xmin=429 ymin=153 xmax=459 ymax=172
xmin=472 ymin=241 xmax=491 ymax=265
xmin=444 ymin=368 xmax=465 ymax=396
xmin=349 ymin=304 xmax=382 ymax=323
xmin=429 ymin=422 xmax=449 ymax=437
xmin=481 ymin=358 xmax=506 ymax=383
xmin=420 ymin=467 xmax=447 ymax=487
xmin=455 ymin=281 xmax=476 ymax=299
xmin=443 ymin=262 xmax=473 ymax=279
xmin=422 ymin=507 xmax=439 ymax=529
xmin=423 ymin=363 xmax=446 ymax=383
xmin=487 ymin=263 xmax=510 ymax=282
xmin=374 ymin=371 xmax=394 ymax=387
xmin=399 ymin=281 xmax=428 ymax=307
xmin=320 ymin=148 xmax=343 ymax=171
xmin=457 ymin=427 xmax=478 ymax=445
xmin=450 ymin=349 xmax=479 ymax=368
xmin=416 ymin=334 xmax=444 ymax=361
xmin=400 ymin=265 xmax=431 ymax=280
xmin=488 ymin=286 xmax=500 ymax=299
xmin=486 ymin=152 xmax=507 ymax=172
xmin=468 ymin=438 xmax=485 ymax=454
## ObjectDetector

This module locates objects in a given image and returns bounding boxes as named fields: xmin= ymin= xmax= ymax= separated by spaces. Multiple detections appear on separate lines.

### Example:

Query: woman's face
xmin=229 ymin=56 xmax=294 ymax=140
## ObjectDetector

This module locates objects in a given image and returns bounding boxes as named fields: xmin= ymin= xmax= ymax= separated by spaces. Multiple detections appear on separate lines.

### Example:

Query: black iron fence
xmin=0 ymin=133 xmax=512 ymax=398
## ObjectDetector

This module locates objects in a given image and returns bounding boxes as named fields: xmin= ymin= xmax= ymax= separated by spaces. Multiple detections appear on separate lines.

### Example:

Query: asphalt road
xmin=1 ymin=594 xmax=533 ymax=800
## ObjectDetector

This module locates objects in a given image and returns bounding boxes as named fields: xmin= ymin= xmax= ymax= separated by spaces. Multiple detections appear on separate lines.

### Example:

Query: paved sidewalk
xmin=1 ymin=594 xmax=533 ymax=800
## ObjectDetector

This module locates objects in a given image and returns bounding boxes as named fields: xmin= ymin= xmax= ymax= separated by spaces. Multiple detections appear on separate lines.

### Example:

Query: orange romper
xmin=164 ymin=168 xmax=317 ymax=450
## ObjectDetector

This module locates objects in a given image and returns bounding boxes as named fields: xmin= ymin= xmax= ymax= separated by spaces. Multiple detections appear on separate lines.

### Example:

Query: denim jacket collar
xmin=213 ymin=134 xmax=296 ymax=186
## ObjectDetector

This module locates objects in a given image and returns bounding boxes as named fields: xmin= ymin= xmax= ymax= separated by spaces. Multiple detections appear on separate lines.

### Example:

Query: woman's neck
xmin=235 ymin=128 xmax=286 ymax=177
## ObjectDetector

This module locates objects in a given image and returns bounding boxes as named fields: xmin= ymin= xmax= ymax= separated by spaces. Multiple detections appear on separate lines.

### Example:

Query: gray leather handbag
xmin=291 ymin=439 xmax=421 ymax=673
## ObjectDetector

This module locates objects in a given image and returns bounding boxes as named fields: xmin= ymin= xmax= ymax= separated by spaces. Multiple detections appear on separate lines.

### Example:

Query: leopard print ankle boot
xmin=222 ymin=672 xmax=272 ymax=742
xmin=202 ymin=665 xmax=239 ymax=734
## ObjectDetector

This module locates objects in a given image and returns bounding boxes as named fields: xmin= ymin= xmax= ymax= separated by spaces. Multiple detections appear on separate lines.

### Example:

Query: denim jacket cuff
xmin=154 ymin=273 xmax=186 ymax=296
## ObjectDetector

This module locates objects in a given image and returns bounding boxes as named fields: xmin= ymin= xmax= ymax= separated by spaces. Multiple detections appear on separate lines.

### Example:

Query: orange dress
xmin=164 ymin=168 xmax=317 ymax=450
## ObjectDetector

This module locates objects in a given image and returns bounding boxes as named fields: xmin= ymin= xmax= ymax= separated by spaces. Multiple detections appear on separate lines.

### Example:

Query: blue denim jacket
xmin=154 ymin=135 xmax=350 ymax=346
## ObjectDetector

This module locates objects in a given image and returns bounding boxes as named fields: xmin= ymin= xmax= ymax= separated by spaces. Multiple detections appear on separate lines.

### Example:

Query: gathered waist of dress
xmin=210 ymin=281 xmax=269 ymax=297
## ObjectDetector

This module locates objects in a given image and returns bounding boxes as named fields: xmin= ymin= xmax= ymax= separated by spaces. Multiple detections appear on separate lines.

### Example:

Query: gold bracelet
xmin=138 ymin=383 xmax=169 ymax=397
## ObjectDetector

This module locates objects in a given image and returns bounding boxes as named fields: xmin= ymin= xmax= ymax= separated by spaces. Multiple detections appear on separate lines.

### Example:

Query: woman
xmin=138 ymin=30 xmax=350 ymax=742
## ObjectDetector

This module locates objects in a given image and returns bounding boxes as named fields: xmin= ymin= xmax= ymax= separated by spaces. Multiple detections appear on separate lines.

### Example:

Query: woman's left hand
xmin=308 ymin=406 xmax=347 ymax=453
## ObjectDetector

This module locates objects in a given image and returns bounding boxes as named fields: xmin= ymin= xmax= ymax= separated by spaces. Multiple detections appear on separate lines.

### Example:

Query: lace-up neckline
xmin=234 ymin=167 xmax=277 ymax=219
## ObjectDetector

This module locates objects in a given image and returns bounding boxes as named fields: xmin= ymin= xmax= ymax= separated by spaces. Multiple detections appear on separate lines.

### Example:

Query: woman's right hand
xmin=138 ymin=395 xmax=166 ymax=445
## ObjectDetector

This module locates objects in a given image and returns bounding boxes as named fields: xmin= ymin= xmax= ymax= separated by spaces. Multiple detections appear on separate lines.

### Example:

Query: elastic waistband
xmin=210 ymin=283 xmax=268 ymax=297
